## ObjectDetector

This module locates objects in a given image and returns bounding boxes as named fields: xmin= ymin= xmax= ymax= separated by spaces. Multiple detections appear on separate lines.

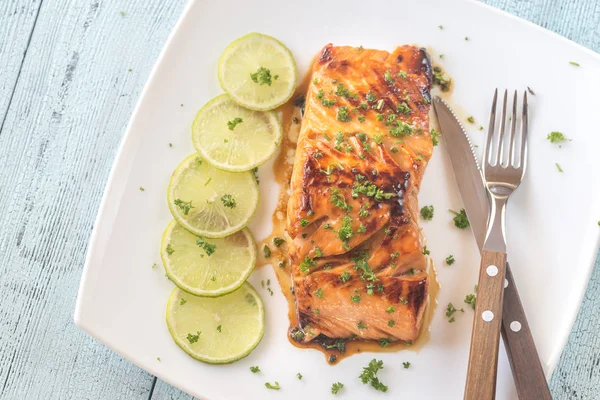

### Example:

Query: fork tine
xmin=485 ymin=89 xmax=498 ymax=166
xmin=520 ymin=91 xmax=528 ymax=168
xmin=494 ymin=90 xmax=508 ymax=166
xmin=508 ymin=90 xmax=518 ymax=166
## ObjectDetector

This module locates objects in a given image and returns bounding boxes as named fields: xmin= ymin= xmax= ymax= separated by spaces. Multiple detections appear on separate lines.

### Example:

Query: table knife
xmin=432 ymin=97 xmax=552 ymax=400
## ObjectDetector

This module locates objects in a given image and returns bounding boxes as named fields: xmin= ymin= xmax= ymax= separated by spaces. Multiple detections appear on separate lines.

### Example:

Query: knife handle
xmin=501 ymin=263 xmax=552 ymax=400
xmin=465 ymin=250 xmax=507 ymax=400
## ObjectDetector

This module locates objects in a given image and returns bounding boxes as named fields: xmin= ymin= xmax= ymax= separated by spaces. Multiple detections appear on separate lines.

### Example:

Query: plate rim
xmin=74 ymin=0 xmax=600 ymax=395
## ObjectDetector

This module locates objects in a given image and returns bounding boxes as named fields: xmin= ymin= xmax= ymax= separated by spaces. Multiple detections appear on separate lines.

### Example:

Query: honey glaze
xmin=256 ymin=60 xmax=440 ymax=365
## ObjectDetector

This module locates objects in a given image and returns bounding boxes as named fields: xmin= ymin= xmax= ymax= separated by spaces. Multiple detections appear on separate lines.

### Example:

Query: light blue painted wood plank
xmin=0 ymin=0 xmax=185 ymax=398
xmin=0 ymin=0 xmax=42 ymax=130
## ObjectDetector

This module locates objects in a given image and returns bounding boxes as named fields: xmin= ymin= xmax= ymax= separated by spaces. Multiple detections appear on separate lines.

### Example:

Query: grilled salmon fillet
xmin=286 ymin=44 xmax=433 ymax=344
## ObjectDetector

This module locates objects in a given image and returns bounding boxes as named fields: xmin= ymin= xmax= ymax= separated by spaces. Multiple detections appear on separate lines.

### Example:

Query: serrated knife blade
xmin=432 ymin=97 xmax=489 ymax=249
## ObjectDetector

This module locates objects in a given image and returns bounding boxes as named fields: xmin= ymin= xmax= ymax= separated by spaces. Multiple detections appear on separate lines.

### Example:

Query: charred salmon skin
xmin=286 ymin=44 xmax=434 ymax=344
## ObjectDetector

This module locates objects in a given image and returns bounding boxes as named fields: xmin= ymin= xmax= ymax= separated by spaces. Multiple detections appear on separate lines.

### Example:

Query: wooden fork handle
xmin=465 ymin=250 xmax=507 ymax=400
xmin=502 ymin=263 xmax=552 ymax=399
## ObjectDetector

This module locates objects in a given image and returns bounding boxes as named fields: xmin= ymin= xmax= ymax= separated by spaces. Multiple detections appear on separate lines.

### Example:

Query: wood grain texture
xmin=0 ymin=0 xmax=185 ymax=398
xmin=0 ymin=0 xmax=42 ymax=131
xmin=0 ymin=0 xmax=598 ymax=399
xmin=465 ymin=251 xmax=507 ymax=400
xmin=502 ymin=264 xmax=552 ymax=399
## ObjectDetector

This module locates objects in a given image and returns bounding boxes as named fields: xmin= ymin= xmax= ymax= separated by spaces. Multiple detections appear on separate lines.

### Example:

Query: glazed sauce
xmin=256 ymin=62 xmax=441 ymax=365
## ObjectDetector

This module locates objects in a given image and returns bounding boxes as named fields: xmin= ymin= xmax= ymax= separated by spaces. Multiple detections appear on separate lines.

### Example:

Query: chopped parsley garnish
xmin=337 ymin=106 xmax=351 ymax=122
xmin=397 ymin=70 xmax=408 ymax=79
xmin=465 ymin=293 xmax=477 ymax=309
xmin=357 ymin=224 xmax=367 ymax=234
xmin=438 ymin=25 xmax=444 ymax=29
xmin=250 ymin=366 xmax=260 ymax=373
xmin=352 ymin=181 xmax=394 ymax=201
xmin=403 ymin=361 xmax=411 ymax=369
xmin=329 ymin=188 xmax=352 ymax=212
xmin=465 ymin=36 xmax=470 ymax=41
xmin=263 ymin=245 xmax=271 ymax=258
xmin=336 ymin=215 xmax=354 ymax=242
xmin=422 ymin=246 xmax=430 ymax=255
xmin=321 ymin=97 xmax=336 ymax=107
xmin=179 ymin=298 xmax=187 ymax=305
xmin=273 ymin=237 xmax=285 ymax=247
xmin=449 ymin=208 xmax=470 ymax=229
xmin=387 ymin=320 xmax=395 ymax=327
xmin=335 ymin=83 xmax=350 ymax=97
xmin=556 ymin=163 xmax=564 ymax=172
xmin=186 ymin=331 xmax=201 ymax=344
xmin=433 ymin=66 xmax=451 ymax=92
xmin=384 ymin=70 xmax=393 ymax=83
xmin=569 ymin=61 xmax=580 ymax=67
xmin=250 ymin=67 xmax=275 ymax=86
xmin=166 ymin=244 xmax=174 ymax=255
xmin=331 ymin=382 xmax=344 ymax=395
xmin=351 ymin=295 xmax=361 ymax=304
xmin=217 ymin=325 xmax=222 ymax=333
xmin=359 ymin=359 xmax=388 ymax=392
xmin=445 ymin=255 xmax=455 ymax=265
xmin=339 ymin=271 xmax=351 ymax=283
xmin=420 ymin=205 xmax=434 ymax=220
xmin=220 ymin=194 xmax=236 ymax=208
xmin=373 ymin=134 xmax=383 ymax=145
xmin=326 ymin=339 xmax=347 ymax=353
xmin=196 ymin=237 xmax=216 ymax=256
xmin=358 ymin=205 xmax=371 ymax=218
xmin=291 ymin=328 xmax=305 ymax=341
xmin=397 ymin=103 xmax=411 ymax=116
xmin=227 ymin=117 xmax=243 ymax=130
xmin=399 ymin=297 xmax=408 ymax=305
xmin=357 ymin=321 xmax=367 ymax=330
xmin=446 ymin=302 xmax=464 ymax=318
xmin=366 ymin=91 xmax=377 ymax=102
xmin=358 ymin=116 xmax=366 ymax=123
xmin=390 ymin=252 xmax=399 ymax=259
xmin=389 ymin=121 xmax=413 ymax=137
xmin=314 ymin=288 xmax=324 ymax=298
xmin=386 ymin=305 xmax=395 ymax=313
xmin=296 ymin=373 xmax=303 ymax=380
xmin=265 ymin=382 xmax=281 ymax=390
xmin=467 ymin=116 xmax=475 ymax=123
xmin=174 ymin=199 xmax=194 ymax=215
xmin=299 ymin=256 xmax=317 ymax=274
xmin=379 ymin=338 xmax=392 ymax=348
xmin=547 ymin=131 xmax=571 ymax=143
xmin=300 ymin=218 xmax=309 ymax=227
xmin=430 ymin=128 xmax=441 ymax=146
xmin=314 ymin=247 xmax=323 ymax=257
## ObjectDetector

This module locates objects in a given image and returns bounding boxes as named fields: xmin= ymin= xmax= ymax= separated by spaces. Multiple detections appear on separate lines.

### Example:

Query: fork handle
xmin=502 ymin=263 xmax=552 ymax=399
xmin=465 ymin=250 xmax=507 ymax=400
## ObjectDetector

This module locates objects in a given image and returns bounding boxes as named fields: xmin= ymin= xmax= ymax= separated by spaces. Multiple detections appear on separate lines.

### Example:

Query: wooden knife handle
xmin=465 ymin=250 xmax=507 ymax=400
xmin=501 ymin=263 xmax=552 ymax=399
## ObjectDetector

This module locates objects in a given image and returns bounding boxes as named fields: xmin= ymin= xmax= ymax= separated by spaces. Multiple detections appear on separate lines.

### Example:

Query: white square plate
xmin=75 ymin=0 xmax=600 ymax=398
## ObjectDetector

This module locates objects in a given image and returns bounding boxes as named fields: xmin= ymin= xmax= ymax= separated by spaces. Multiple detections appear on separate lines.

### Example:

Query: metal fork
xmin=464 ymin=89 xmax=528 ymax=400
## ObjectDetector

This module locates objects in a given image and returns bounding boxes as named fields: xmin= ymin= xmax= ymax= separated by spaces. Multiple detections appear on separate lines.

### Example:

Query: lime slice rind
xmin=166 ymin=283 xmax=265 ymax=364
xmin=161 ymin=220 xmax=257 ymax=297
xmin=218 ymin=32 xmax=297 ymax=111
xmin=192 ymin=94 xmax=282 ymax=172
xmin=167 ymin=154 xmax=259 ymax=238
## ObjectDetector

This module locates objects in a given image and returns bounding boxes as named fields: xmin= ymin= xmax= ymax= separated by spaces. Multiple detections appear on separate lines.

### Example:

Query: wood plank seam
xmin=0 ymin=0 xmax=43 ymax=136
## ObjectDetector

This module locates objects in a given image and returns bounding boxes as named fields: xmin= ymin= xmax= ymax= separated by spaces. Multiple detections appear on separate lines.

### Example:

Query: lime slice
xmin=167 ymin=154 xmax=259 ymax=238
xmin=160 ymin=220 xmax=256 ymax=297
xmin=192 ymin=94 xmax=282 ymax=172
xmin=218 ymin=32 xmax=297 ymax=111
xmin=166 ymin=283 xmax=265 ymax=364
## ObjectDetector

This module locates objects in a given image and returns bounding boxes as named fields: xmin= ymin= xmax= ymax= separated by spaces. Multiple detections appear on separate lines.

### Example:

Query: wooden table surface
xmin=0 ymin=0 xmax=599 ymax=398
